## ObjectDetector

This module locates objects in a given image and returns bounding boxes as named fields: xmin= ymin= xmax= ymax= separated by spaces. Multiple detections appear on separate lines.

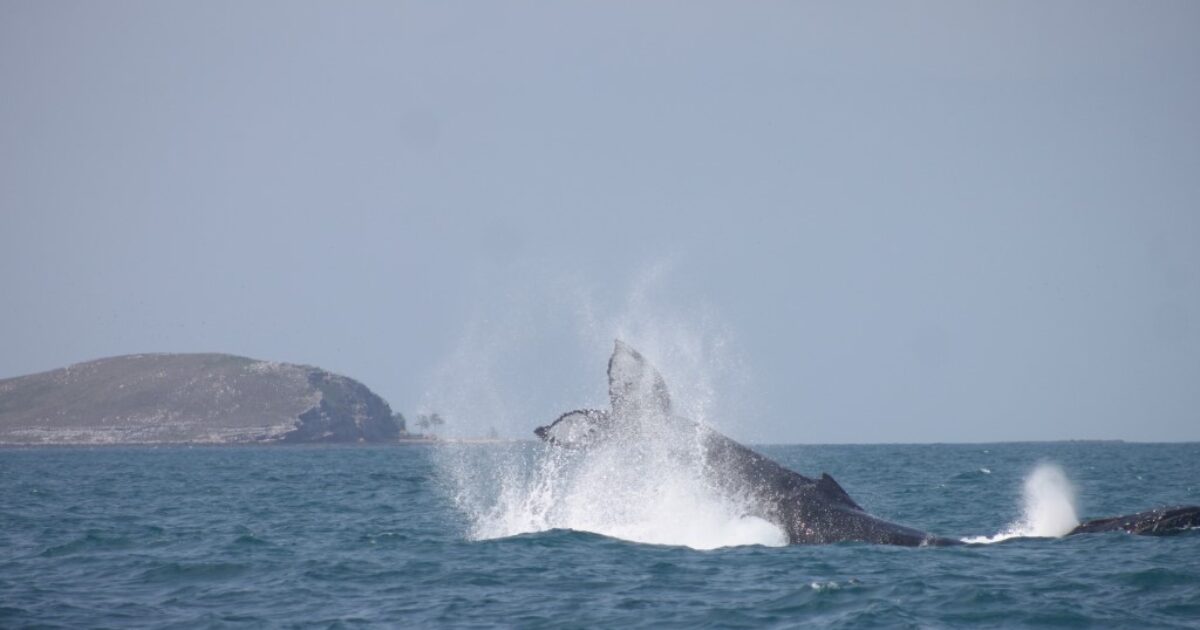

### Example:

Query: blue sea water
xmin=2 ymin=442 xmax=1198 ymax=628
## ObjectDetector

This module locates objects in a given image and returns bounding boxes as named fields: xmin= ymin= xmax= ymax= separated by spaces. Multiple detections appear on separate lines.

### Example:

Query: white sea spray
xmin=963 ymin=462 xmax=1079 ymax=543
xmin=428 ymin=266 xmax=784 ymax=549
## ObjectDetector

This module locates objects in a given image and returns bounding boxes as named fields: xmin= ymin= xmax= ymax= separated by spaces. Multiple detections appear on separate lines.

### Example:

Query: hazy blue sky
xmin=3 ymin=2 xmax=1198 ymax=443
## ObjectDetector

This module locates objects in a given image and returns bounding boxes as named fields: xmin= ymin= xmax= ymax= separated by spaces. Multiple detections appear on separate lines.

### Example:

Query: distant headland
xmin=0 ymin=354 xmax=416 ymax=445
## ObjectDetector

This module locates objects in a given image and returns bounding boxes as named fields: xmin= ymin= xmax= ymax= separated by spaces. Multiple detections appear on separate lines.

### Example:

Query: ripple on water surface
xmin=0 ymin=443 xmax=1197 ymax=627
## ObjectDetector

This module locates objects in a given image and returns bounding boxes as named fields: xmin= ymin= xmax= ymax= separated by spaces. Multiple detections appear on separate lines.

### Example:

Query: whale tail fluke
xmin=608 ymin=340 xmax=672 ymax=419
xmin=533 ymin=340 xmax=1200 ymax=546
xmin=535 ymin=409 xmax=610 ymax=449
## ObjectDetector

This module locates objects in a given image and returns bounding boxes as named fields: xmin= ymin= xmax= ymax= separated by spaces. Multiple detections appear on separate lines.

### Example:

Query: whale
xmin=535 ymin=340 xmax=1200 ymax=546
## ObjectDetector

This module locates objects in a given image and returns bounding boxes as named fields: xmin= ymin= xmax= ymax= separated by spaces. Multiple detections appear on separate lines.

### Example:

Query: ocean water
xmin=2 ymin=442 xmax=1198 ymax=628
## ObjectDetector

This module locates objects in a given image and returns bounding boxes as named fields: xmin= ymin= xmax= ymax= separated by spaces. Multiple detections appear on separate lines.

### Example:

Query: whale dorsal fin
xmin=608 ymin=340 xmax=672 ymax=419
xmin=817 ymin=473 xmax=863 ymax=511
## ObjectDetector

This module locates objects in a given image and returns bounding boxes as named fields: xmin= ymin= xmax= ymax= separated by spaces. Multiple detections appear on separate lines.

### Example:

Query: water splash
xmin=417 ymin=261 xmax=753 ymax=441
xmin=446 ymin=426 xmax=787 ymax=550
xmin=964 ymin=462 xmax=1079 ymax=543
xmin=429 ymin=265 xmax=781 ymax=549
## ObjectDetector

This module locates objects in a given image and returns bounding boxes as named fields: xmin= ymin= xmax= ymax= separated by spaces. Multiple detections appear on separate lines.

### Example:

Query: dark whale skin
xmin=537 ymin=341 xmax=1200 ymax=546
xmin=1068 ymin=505 xmax=1200 ymax=536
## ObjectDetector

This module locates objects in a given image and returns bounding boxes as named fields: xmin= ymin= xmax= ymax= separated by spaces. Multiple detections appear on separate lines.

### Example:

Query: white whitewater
xmin=448 ymin=429 xmax=787 ymax=550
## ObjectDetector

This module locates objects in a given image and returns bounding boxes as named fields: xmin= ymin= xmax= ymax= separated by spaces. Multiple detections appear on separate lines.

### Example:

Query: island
xmin=0 ymin=353 xmax=405 ymax=445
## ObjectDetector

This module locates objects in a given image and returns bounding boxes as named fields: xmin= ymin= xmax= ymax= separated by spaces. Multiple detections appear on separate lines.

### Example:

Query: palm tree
xmin=416 ymin=412 xmax=445 ymax=436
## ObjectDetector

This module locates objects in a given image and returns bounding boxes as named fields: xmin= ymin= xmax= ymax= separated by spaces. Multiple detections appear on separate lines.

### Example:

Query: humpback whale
xmin=535 ymin=340 xmax=1200 ymax=546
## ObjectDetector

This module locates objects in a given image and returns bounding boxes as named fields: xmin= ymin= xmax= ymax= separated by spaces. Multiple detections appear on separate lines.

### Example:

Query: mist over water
xmin=424 ymin=271 xmax=1093 ymax=550
xmin=964 ymin=462 xmax=1080 ymax=543
xmin=427 ymin=268 xmax=786 ymax=549
xmin=417 ymin=264 xmax=752 ymax=441
xmin=1017 ymin=463 xmax=1080 ymax=536
xmin=448 ymin=440 xmax=787 ymax=550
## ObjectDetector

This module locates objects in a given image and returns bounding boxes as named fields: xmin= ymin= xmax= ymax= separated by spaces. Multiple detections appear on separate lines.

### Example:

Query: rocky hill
xmin=0 ymin=354 xmax=401 ymax=445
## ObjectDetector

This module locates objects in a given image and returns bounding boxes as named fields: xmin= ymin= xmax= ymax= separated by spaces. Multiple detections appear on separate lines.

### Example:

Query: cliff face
xmin=0 ymin=354 xmax=401 ymax=445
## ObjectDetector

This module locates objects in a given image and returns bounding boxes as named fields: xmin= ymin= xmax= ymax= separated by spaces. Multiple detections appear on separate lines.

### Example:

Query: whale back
xmin=1068 ymin=505 xmax=1200 ymax=536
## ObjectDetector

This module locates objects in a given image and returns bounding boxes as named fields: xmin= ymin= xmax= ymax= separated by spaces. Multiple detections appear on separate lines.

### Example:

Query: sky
xmin=2 ymin=1 xmax=1198 ymax=443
